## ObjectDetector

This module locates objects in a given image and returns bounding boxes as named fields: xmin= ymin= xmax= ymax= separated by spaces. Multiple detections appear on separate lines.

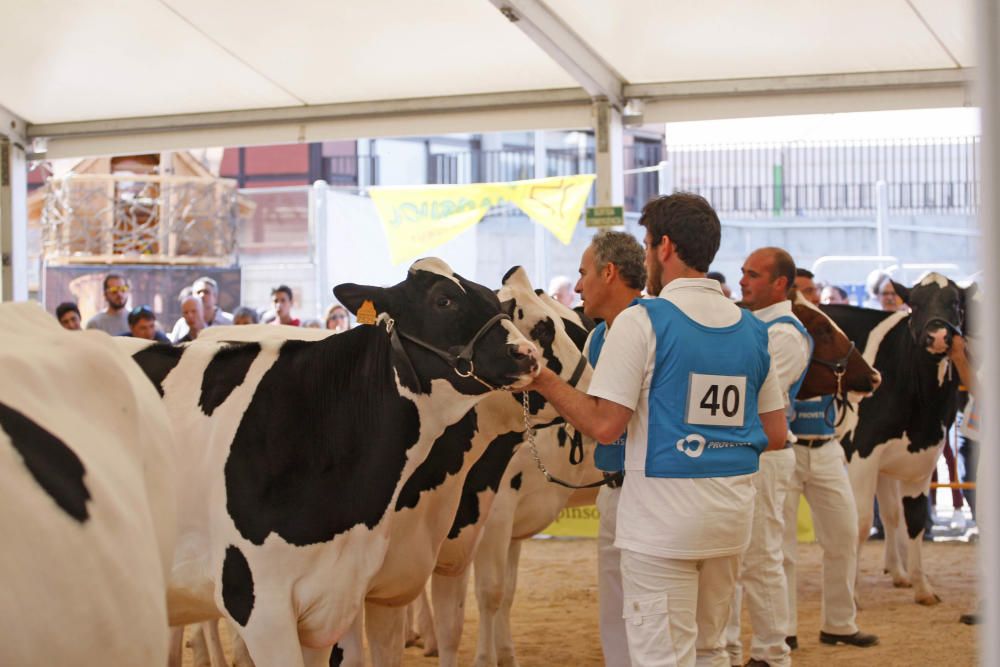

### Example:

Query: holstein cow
xmin=822 ymin=272 xmax=972 ymax=605
xmin=0 ymin=302 xmax=177 ymax=665
xmin=333 ymin=266 xmax=594 ymax=667
xmin=127 ymin=258 xmax=539 ymax=667
xmin=426 ymin=290 xmax=879 ymax=667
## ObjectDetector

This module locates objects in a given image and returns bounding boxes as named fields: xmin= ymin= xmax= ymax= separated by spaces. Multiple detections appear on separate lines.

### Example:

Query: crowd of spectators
xmin=54 ymin=275 xmax=354 ymax=342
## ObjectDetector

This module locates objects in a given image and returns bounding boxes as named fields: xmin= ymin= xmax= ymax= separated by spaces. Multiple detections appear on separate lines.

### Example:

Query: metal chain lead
xmin=522 ymin=391 xmax=552 ymax=481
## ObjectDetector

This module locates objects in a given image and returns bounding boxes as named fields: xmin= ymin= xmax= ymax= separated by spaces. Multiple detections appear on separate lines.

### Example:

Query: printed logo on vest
xmin=675 ymin=433 xmax=707 ymax=458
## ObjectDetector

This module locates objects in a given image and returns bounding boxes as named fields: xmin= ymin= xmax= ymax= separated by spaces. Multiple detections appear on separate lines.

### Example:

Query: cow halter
xmin=385 ymin=312 xmax=516 ymax=391
xmin=522 ymin=354 xmax=614 ymax=490
xmin=809 ymin=340 xmax=855 ymax=427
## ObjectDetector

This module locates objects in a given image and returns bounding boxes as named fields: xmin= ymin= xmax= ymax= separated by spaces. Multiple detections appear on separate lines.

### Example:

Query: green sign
xmin=586 ymin=206 xmax=624 ymax=228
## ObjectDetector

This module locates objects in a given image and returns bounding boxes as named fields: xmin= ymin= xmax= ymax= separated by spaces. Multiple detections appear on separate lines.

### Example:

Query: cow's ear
xmin=963 ymin=282 xmax=978 ymax=304
xmin=892 ymin=280 xmax=911 ymax=305
xmin=333 ymin=283 xmax=393 ymax=317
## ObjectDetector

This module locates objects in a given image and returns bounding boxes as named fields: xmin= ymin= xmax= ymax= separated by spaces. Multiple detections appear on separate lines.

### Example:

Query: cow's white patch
xmin=919 ymin=272 xmax=949 ymax=288
xmin=937 ymin=357 xmax=951 ymax=386
xmin=410 ymin=258 xmax=464 ymax=290
xmin=861 ymin=311 xmax=908 ymax=366
xmin=927 ymin=328 xmax=949 ymax=355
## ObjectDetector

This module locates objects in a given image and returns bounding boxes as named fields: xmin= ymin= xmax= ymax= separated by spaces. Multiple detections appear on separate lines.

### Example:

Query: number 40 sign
xmin=686 ymin=373 xmax=746 ymax=427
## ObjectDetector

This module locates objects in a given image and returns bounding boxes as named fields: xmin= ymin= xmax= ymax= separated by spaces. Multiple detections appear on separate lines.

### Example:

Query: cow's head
xmin=894 ymin=273 xmax=968 ymax=355
xmin=791 ymin=291 xmax=881 ymax=399
xmin=498 ymin=266 xmax=593 ymax=418
xmin=335 ymin=258 xmax=539 ymax=394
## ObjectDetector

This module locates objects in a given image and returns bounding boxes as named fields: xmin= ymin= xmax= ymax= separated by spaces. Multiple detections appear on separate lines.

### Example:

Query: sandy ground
xmin=184 ymin=538 xmax=979 ymax=666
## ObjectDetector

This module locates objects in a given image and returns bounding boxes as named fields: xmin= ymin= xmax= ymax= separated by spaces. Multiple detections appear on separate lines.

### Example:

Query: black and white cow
xmin=125 ymin=258 xmax=539 ymax=667
xmin=823 ymin=272 xmax=973 ymax=605
xmin=327 ymin=266 xmax=595 ymax=667
xmin=0 ymin=302 xmax=177 ymax=665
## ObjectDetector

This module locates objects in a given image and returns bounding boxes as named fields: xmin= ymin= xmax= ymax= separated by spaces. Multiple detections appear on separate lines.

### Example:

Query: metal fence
xmin=669 ymin=137 xmax=980 ymax=218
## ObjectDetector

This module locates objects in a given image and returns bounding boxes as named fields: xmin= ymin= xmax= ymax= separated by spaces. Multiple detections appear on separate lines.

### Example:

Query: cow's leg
xmin=846 ymin=453 xmax=878 ymax=608
xmin=229 ymin=619 xmax=255 ymax=667
xmin=432 ymin=567 xmax=471 ymax=667
xmin=495 ymin=539 xmax=523 ymax=667
xmin=404 ymin=600 xmax=420 ymax=648
xmin=168 ymin=626 xmax=185 ymax=667
xmin=875 ymin=475 xmax=910 ymax=587
xmin=334 ymin=609 xmax=365 ymax=667
xmin=365 ymin=602 xmax=407 ymax=667
xmin=414 ymin=588 xmax=438 ymax=657
xmin=237 ymin=611 xmax=306 ymax=667
xmin=301 ymin=646 xmax=333 ymax=667
xmin=900 ymin=476 xmax=941 ymax=605
xmin=203 ymin=620 xmax=228 ymax=667
xmin=472 ymin=502 xmax=517 ymax=667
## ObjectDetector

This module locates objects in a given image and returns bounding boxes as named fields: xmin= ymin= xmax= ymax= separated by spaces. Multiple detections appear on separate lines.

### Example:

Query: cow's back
xmin=0 ymin=303 xmax=176 ymax=665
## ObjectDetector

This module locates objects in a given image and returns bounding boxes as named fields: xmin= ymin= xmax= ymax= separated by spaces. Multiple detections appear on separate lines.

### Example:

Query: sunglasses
xmin=130 ymin=305 xmax=154 ymax=317
xmin=106 ymin=285 xmax=130 ymax=294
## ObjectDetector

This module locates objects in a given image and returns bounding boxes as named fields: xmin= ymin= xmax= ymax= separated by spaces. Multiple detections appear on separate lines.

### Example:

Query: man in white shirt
xmin=575 ymin=230 xmax=646 ymax=667
xmin=170 ymin=276 xmax=233 ymax=342
xmin=724 ymin=248 xmax=810 ymax=667
xmin=528 ymin=193 xmax=787 ymax=667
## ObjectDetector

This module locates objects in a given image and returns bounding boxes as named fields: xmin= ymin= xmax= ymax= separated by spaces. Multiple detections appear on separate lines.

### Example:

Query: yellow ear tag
xmin=356 ymin=300 xmax=378 ymax=325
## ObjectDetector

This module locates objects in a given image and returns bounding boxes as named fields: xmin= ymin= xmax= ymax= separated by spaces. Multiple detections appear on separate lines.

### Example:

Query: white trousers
xmin=620 ymin=549 xmax=739 ymax=667
xmin=598 ymin=484 xmax=632 ymax=667
xmin=782 ymin=440 xmax=859 ymax=636
xmin=725 ymin=448 xmax=794 ymax=667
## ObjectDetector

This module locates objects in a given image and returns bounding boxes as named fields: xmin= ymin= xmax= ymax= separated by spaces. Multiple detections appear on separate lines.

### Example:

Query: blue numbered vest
xmin=638 ymin=298 xmax=770 ymax=478
xmin=764 ymin=315 xmax=813 ymax=404
xmin=587 ymin=322 xmax=626 ymax=472
xmin=790 ymin=395 xmax=837 ymax=438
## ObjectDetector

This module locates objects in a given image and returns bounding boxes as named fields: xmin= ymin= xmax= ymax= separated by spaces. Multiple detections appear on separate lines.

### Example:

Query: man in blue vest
xmin=576 ymin=230 xmax=646 ymax=667
xmin=725 ymin=247 xmax=811 ymax=667
xmin=528 ymin=193 xmax=787 ymax=667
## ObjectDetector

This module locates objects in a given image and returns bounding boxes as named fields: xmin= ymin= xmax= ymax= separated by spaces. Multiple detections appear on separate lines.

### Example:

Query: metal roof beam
xmin=0 ymin=104 xmax=28 ymax=147
xmin=488 ymin=0 xmax=626 ymax=109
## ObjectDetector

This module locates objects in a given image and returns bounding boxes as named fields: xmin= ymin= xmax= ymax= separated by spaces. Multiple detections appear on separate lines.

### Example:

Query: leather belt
xmin=795 ymin=437 xmax=833 ymax=449
xmin=603 ymin=471 xmax=625 ymax=489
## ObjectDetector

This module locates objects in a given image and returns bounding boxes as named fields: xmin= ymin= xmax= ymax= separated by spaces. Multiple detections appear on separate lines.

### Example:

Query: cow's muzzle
xmin=922 ymin=319 xmax=957 ymax=355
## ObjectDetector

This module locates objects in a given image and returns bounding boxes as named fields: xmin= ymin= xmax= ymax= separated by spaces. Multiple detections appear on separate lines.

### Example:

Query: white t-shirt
xmin=752 ymin=300 xmax=811 ymax=409
xmin=588 ymin=278 xmax=784 ymax=559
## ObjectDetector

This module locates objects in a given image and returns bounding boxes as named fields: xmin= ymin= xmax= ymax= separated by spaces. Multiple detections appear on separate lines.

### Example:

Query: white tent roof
xmin=0 ymin=0 xmax=976 ymax=158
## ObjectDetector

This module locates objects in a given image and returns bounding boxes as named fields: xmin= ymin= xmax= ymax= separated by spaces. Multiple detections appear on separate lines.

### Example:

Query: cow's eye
xmin=436 ymin=296 xmax=452 ymax=308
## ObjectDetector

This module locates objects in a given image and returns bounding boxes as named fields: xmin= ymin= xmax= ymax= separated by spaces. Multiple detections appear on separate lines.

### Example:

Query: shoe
xmin=785 ymin=636 xmax=798 ymax=650
xmin=819 ymin=631 xmax=880 ymax=647
xmin=745 ymin=660 xmax=770 ymax=667
xmin=960 ymin=612 xmax=981 ymax=625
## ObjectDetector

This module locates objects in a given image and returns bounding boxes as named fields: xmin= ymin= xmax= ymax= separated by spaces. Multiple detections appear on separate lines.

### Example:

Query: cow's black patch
xmin=132 ymin=344 xmax=185 ymax=397
xmin=0 ymin=402 xmax=90 ymax=523
xmin=902 ymin=494 xmax=930 ymax=540
xmin=396 ymin=409 xmax=478 ymax=511
xmin=448 ymin=430 xmax=522 ymax=539
xmin=529 ymin=318 xmax=563 ymax=376
xmin=510 ymin=472 xmax=523 ymax=491
xmin=511 ymin=390 xmax=547 ymax=415
xmin=222 ymin=545 xmax=255 ymax=626
xmin=502 ymin=266 xmax=521 ymax=283
xmin=329 ymin=644 xmax=344 ymax=667
xmin=225 ymin=327 xmax=421 ymax=546
xmin=200 ymin=343 xmax=261 ymax=417
xmin=561 ymin=317 xmax=591 ymax=351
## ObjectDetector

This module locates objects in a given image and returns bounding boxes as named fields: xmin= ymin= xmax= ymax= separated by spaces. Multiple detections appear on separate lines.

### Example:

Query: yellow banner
xmin=368 ymin=175 xmax=595 ymax=264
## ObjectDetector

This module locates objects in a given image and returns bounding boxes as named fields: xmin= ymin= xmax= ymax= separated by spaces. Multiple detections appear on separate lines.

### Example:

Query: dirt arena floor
xmin=185 ymin=538 xmax=979 ymax=666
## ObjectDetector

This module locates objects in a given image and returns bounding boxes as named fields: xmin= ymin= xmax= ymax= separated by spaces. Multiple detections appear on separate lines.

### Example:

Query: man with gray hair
xmin=170 ymin=276 xmax=233 ymax=342
xmin=575 ymin=230 xmax=645 ymax=667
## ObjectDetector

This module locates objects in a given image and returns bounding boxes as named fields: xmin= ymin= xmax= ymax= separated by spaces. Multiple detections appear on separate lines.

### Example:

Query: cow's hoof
xmin=404 ymin=635 xmax=421 ymax=648
xmin=891 ymin=577 xmax=912 ymax=588
xmin=423 ymin=647 xmax=439 ymax=658
xmin=916 ymin=592 xmax=942 ymax=606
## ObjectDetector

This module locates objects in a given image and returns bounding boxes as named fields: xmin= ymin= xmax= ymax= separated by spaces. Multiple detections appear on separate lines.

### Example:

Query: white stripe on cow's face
xmin=410 ymin=258 xmax=464 ymax=291
xmin=919 ymin=272 xmax=949 ymax=288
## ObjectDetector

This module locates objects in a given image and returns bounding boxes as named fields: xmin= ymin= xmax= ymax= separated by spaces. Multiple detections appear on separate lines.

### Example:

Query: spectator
xmin=175 ymin=295 xmax=207 ymax=343
xmin=171 ymin=276 xmax=233 ymax=342
xmin=126 ymin=306 xmax=170 ymax=343
xmin=85 ymin=273 xmax=130 ymax=335
xmin=874 ymin=274 xmax=907 ymax=312
xmin=706 ymin=270 xmax=732 ymax=299
xmin=793 ymin=268 xmax=820 ymax=305
xmin=548 ymin=275 xmax=576 ymax=308
xmin=233 ymin=307 xmax=259 ymax=325
xmin=55 ymin=302 xmax=82 ymax=330
xmin=270 ymin=285 xmax=301 ymax=327
xmin=325 ymin=304 xmax=351 ymax=333
xmin=821 ymin=284 xmax=851 ymax=305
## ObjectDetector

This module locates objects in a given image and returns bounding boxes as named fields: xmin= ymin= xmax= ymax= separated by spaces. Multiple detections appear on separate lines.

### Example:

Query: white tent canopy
xmin=0 ymin=0 xmax=976 ymax=158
